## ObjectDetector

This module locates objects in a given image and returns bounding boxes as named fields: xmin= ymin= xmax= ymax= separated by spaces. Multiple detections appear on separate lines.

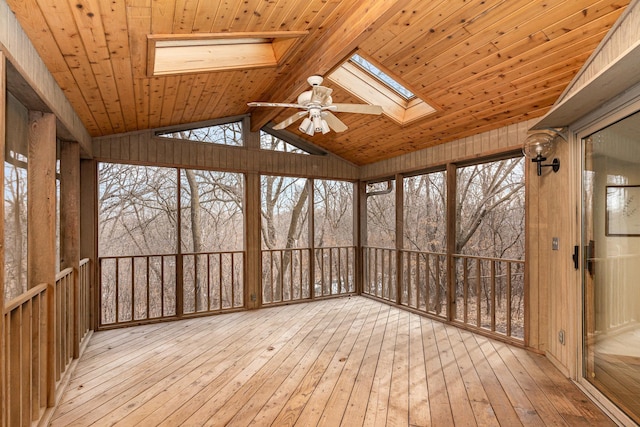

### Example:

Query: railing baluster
xmin=131 ymin=258 xmax=136 ymax=321
xmin=476 ymin=258 xmax=481 ymax=328
xmin=160 ymin=256 xmax=165 ymax=317
xmin=463 ymin=257 xmax=468 ymax=324
xmin=425 ymin=253 xmax=430 ymax=313
xmin=506 ymin=261 xmax=512 ymax=337
xmin=491 ymin=260 xmax=496 ymax=332
xmin=231 ymin=252 xmax=236 ymax=307
xmin=435 ymin=255 xmax=441 ymax=315
xmin=146 ymin=257 xmax=150 ymax=319
xmin=219 ymin=252 xmax=223 ymax=309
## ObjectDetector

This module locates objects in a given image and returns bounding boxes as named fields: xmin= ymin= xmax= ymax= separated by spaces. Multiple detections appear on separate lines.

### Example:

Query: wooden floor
xmin=50 ymin=296 xmax=615 ymax=426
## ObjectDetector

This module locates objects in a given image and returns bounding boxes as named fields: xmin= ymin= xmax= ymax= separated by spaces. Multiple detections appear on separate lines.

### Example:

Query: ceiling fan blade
xmin=331 ymin=103 xmax=383 ymax=115
xmin=323 ymin=111 xmax=348 ymax=133
xmin=272 ymin=111 xmax=308 ymax=130
xmin=248 ymin=102 xmax=305 ymax=109
xmin=311 ymin=86 xmax=333 ymax=105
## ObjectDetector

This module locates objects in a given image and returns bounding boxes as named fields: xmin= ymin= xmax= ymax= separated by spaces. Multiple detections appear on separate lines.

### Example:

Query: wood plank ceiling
xmin=6 ymin=0 xmax=629 ymax=165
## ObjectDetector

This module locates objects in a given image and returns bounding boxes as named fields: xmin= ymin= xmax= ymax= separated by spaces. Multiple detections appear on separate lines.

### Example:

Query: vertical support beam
xmin=27 ymin=112 xmax=57 ymax=288
xmin=308 ymin=179 xmax=315 ymax=299
xmin=446 ymin=163 xmax=458 ymax=322
xmin=244 ymin=116 xmax=262 ymax=308
xmin=175 ymin=169 xmax=183 ymax=317
xmin=357 ymin=181 xmax=367 ymax=294
xmin=27 ymin=111 xmax=56 ymax=406
xmin=80 ymin=160 xmax=97 ymax=330
xmin=60 ymin=141 xmax=80 ymax=357
xmin=0 ymin=51 xmax=6 ymax=427
xmin=395 ymin=174 xmax=404 ymax=305
xmin=245 ymin=172 xmax=262 ymax=309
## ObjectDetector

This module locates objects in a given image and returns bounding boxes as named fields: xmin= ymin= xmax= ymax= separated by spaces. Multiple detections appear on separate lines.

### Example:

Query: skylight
xmin=327 ymin=53 xmax=436 ymax=126
xmin=147 ymin=31 xmax=307 ymax=76
xmin=350 ymin=54 xmax=415 ymax=100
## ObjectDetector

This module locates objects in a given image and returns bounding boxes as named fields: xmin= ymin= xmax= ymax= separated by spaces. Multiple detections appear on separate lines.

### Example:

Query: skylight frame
xmin=147 ymin=31 xmax=307 ymax=77
xmin=350 ymin=54 xmax=415 ymax=101
xmin=327 ymin=52 xmax=437 ymax=126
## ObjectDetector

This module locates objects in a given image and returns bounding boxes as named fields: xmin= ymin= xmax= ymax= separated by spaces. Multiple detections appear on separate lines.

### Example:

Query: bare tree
xmin=4 ymin=162 xmax=28 ymax=301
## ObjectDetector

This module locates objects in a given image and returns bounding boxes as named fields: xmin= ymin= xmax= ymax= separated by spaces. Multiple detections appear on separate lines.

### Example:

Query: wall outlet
xmin=558 ymin=329 xmax=565 ymax=345
xmin=552 ymin=237 xmax=559 ymax=250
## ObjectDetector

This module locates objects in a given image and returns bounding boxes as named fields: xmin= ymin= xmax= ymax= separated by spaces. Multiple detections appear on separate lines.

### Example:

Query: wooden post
xmin=446 ymin=163 xmax=457 ymax=322
xmin=60 ymin=140 xmax=81 ymax=357
xmin=244 ymin=118 xmax=262 ymax=309
xmin=176 ymin=169 xmax=183 ymax=317
xmin=395 ymin=174 xmax=404 ymax=305
xmin=80 ymin=160 xmax=97 ymax=330
xmin=0 ymin=51 xmax=7 ymax=427
xmin=245 ymin=172 xmax=262 ymax=309
xmin=27 ymin=111 xmax=57 ymax=406
xmin=356 ymin=181 xmax=367 ymax=294
xmin=308 ymin=179 xmax=315 ymax=299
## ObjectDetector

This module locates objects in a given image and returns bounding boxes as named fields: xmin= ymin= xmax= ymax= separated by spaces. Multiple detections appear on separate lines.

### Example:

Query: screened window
xmin=157 ymin=121 xmax=243 ymax=146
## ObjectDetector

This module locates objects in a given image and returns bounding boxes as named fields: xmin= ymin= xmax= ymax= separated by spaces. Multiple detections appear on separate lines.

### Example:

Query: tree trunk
xmin=185 ymin=169 xmax=204 ymax=310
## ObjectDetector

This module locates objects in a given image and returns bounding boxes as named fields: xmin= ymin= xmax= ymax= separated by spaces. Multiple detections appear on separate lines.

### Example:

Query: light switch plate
xmin=552 ymin=237 xmax=559 ymax=250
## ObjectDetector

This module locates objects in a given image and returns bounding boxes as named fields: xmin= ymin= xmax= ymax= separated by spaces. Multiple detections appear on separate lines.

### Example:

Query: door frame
xmin=572 ymin=87 xmax=640 ymax=427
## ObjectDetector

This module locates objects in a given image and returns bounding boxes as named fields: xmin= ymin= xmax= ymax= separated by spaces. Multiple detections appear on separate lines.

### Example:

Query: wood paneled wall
xmin=93 ymin=122 xmax=359 ymax=181
xmin=360 ymin=119 xmax=537 ymax=180
xmin=527 ymin=135 xmax=577 ymax=374
xmin=0 ymin=50 xmax=6 ymax=427
xmin=0 ymin=0 xmax=91 ymax=155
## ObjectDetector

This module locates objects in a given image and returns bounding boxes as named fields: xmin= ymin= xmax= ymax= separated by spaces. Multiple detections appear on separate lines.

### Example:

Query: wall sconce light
xmin=522 ymin=131 xmax=564 ymax=176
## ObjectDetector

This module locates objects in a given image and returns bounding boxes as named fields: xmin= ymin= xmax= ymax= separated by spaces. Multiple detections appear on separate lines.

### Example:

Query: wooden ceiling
xmin=6 ymin=0 xmax=629 ymax=165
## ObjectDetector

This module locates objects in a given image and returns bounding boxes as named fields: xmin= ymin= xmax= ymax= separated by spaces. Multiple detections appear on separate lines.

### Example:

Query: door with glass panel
xmin=582 ymin=110 xmax=640 ymax=424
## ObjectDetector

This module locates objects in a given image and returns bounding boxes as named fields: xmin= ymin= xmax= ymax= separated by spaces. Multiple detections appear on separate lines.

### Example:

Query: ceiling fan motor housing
xmin=307 ymin=75 xmax=324 ymax=86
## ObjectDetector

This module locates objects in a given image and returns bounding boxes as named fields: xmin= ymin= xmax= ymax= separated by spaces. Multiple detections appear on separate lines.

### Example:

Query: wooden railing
xmin=182 ymin=251 xmax=244 ymax=313
xmin=78 ymin=258 xmax=92 ymax=342
xmin=99 ymin=251 xmax=245 ymax=327
xmin=362 ymin=247 xmax=397 ymax=302
xmin=400 ymin=249 xmax=447 ymax=318
xmin=362 ymin=247 xmax=525 ymax=342
xmin=313 ymin=246 xmax=356 ymax=297
xmin=261 ymin=248 xmax=311 ymax=304
xmin=3 ymin=258 xmax=92 ymax=426
xmin=261 ymin=246 xmax=357 ymax=305
xmin=4 ymin=283 xmax=50 ymax=426
xmin=453 ymin=254 xmax=525 ymax=340
xmin=54 ymin=267 xmax=74 ymax=384
xmin=99 ymin=254 xmax=177 ymax=326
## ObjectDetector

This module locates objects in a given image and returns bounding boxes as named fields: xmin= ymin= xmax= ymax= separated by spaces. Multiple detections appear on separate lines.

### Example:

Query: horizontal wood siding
xmin=360 ymin=119 xmax=536 ymax=179
xmin=93 ymin=131 xmax=359 ymax=180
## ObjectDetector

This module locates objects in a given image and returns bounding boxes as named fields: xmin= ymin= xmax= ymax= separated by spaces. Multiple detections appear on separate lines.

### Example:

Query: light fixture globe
xmin=522 ymin=131 xmax=561 ymax=176
xmin=522 ymin=132 xmax=556 ymax=160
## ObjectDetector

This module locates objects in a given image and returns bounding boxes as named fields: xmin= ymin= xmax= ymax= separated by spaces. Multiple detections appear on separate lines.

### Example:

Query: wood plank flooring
xmin=50 ymin=297 xmax=615 ymax=426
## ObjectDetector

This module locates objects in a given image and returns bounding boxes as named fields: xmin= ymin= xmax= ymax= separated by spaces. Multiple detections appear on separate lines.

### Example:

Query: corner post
xmin=60 ymin=140 xmax=80 ymax=358
xmin=27 ymin=111 xmax=57 ymax=406
xmin=446 ymin=163 xmax=457 ymax=322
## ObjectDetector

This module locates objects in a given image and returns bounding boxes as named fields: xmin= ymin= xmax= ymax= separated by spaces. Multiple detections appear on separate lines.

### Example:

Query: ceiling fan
xmin=248 ymin=75 xmax=383 ymax=136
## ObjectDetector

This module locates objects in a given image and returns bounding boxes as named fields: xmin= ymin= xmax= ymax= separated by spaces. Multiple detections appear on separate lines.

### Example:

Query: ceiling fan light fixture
xmin=299 ymin=117 xmax=314 ymax=136
xmin=313 ymin=114 xmax=323 ymax=132
xmin=321 ymin=119 xmax=330 ymax=134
